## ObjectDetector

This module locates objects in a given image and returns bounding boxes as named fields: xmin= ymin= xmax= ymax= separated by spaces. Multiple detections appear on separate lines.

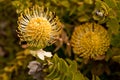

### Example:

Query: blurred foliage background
xmin=0 ymin=0 xmax=120 ymax=80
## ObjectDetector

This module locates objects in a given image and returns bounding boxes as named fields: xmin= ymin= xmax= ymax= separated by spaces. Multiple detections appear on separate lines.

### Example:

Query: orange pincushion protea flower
xmin=71 ymin=23 xmax=110 ymax=60
xmin=17 ymin=5 xmax=62 ymax=50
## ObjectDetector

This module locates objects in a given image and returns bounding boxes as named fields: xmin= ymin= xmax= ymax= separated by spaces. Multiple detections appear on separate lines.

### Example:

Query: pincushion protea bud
xmin=71 ymin=23 xmax=110 ymax=60
xmin=17 ymin=5 xmax=62 ymax=50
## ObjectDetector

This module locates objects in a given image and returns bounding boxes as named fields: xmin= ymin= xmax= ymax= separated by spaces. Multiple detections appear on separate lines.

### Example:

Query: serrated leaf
xmin=69 ymin=61 xmax=77 ymax=72
xmin=53 ymin=54 xmax=59 ymax=64
xmin=47 ymin=54 xmax=88 ymax=80
xmin=47 ymin=54 xmax=60 ymax=79
xmin=58 ymin=58 xmax=68 ymax=73
xmin=59 ymin=74 xmax=66 ymax=80
xmin=47 ymin=66 xmax=60 ymax=79
xmin=65 ymin=72 xmax=73 ymax=80
xmin=46 ymin=65 xmax=57 ymax=79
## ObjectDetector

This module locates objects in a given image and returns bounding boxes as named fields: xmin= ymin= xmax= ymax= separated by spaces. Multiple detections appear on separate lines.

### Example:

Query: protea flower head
xmin=17 ymin=5 xmax=62 ymax=50
xmin=71 ymin=23 xmax=110 ymax=60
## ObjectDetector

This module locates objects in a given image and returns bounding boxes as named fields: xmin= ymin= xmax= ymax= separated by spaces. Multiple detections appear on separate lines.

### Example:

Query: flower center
xmin=70 ymin=23 xmax=110 ymax=60
xmin=25 ymin=17 xmax=52 ymax=49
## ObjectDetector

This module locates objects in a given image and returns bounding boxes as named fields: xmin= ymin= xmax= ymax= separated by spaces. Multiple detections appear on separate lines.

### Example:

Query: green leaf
xmin=92 ymin=75 xmax=101 ymax=80
xmin=60 ymin=1 xmax=70 ymax=8
xmin=105 ymin=49 xmax=113 ymax=61
xmin=111 ymin=33 xmax=120 ymax=47
xmin=46 ymin=64 xmax=58 ymax=79
xmin=107 ymin=18 xmax=120 ymax=34
xmin=46 ymin=54 xmax=88 ymax=80
xmin=112 ymin=55 xmax=120 ymax=64
xmin=47 ymin=54 xmax=60 ymax=79
xmin=103 ymin=0 xmax=117 ymax=9
xmin=69 ymin=61 xmax=77 ymax=72
xmin=58 ymin=58 xmax=68 ymax=73
xmin=65 ymin=72 xmax=73 ymax=80
xmin=84 ymin=0 xmax=93 ymax=4
xmin=74 ymin=72 xmax=87 ymax=80
xmin=78 ymin=14 xmax=90 ymax=22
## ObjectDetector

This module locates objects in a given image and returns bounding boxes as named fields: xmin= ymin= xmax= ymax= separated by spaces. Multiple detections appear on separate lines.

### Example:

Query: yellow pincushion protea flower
xmin=71 ymin=23 xmax=110 ymax=60
xmin=17 ymin=5 xmax=62 ymax=50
